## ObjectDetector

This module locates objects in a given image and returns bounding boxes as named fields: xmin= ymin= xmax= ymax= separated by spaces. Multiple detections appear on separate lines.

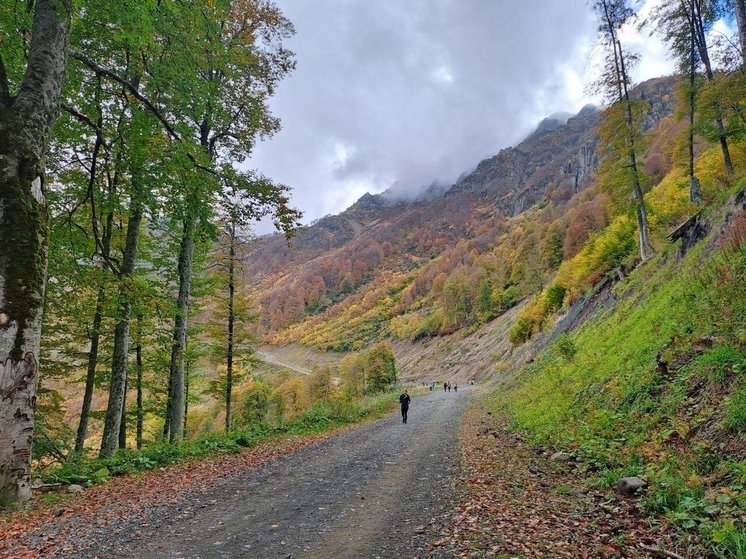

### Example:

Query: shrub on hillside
xmin=234 ymin=380 xmax=272 ymax=428
xmin=546 ymin=283 xmax=567 ymax=311
xmin=366 ymin=342 xmax=397 ymax=393
xmin=339 ymin=343 xmax=398 ymax=397
xmin=390 ymin=312 xmax=421 ymax=339
xmin=509 ymin=315 xmax=533 ymax=345
xmin=496 ymin=286 xmax=521 ymax=312
xmin=308 ymin=365 xmax=334 ymax=402
xmin=413 ymin=308 xmax=447 ymax=339
xmin=271 ymin=377 xmax=310 ymax=420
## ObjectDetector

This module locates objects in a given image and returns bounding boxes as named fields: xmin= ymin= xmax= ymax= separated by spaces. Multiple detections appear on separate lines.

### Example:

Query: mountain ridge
xmin=247 ymin=75 xmax=677 ymax=340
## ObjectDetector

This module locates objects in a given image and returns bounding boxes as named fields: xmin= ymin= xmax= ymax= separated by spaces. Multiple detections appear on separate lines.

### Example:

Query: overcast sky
xmin=249 ymin=0 xmax=675 ymax=232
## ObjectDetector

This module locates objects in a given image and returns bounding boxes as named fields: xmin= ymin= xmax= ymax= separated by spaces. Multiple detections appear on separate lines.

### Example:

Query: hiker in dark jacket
xmin=399 ymin=390 xmax=411 ymax=424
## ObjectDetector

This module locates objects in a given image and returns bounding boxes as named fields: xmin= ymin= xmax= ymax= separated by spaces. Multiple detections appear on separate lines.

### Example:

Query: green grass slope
xmin=490 ymin=188 xmax=746 ymax=557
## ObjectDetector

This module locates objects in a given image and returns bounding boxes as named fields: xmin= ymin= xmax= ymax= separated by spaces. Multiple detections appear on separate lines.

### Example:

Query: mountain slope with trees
xmin=246 ymin=76 xmax=676 ymax=349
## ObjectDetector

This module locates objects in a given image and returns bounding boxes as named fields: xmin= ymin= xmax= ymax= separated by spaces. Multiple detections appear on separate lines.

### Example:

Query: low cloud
xmin=249 ymin=0 xmax=673 ymax=232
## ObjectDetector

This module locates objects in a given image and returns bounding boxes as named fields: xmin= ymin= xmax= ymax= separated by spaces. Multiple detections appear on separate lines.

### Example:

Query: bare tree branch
xmin=70 ymin=50 xmax=182 ymax=141
xmin=61 ymin=103 xmax=110 ymax=150
xmin=71 ymin=51 xmax=234 ymax=182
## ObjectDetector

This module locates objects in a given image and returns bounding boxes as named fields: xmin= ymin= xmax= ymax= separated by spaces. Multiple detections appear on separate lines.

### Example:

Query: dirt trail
xmin=92 ymin=388 xmax=468 ymax=559
xmin=255 ymin=350 xmax=312 ymax=375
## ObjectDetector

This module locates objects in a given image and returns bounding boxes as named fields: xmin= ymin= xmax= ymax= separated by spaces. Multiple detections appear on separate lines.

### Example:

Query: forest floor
xmin=1 ymin=389 xmax=682 ymax=559
xmin=422 ymin=402 xmax=683 ymax=559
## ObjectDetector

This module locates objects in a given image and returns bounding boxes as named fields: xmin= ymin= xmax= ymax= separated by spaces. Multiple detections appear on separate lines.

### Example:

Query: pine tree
xmin=205 ymin=212 xmax=259 ymax=432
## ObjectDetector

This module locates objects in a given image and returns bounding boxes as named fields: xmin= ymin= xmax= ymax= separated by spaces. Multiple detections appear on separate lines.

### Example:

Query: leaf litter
xmin=0 ymin=431 xmax=339 ymax=559
xmin=418 ymin=403 xmax=684 ymax=559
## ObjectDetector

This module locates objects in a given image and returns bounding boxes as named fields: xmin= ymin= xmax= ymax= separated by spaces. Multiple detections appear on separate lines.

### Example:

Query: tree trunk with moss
xmin=100 ymin=202 xmax=143 ymax=458
xmin=0 ymin=0 xmax=71 ymax=506
xmin=225 ymin=220 xmax=236 ymax=433
xmin=164 ymin=214 xmax=196 ymax=442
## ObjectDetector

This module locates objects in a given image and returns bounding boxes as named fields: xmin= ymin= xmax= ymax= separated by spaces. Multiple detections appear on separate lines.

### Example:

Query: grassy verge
xmin=39 ymin=391 xmax=399 ymax=487
xmin=488 ymin=216 xmax=746 ymax=556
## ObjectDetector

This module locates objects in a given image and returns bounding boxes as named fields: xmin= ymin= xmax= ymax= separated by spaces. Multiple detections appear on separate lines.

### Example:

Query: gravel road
xmin=102 ymin=387 xmax=468 ymax=559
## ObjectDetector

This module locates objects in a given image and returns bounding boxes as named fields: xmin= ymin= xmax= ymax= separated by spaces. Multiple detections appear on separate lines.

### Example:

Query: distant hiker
xmin=429 ymin=383 xmax=433 ymax=391
xmin=399 ymin=390 xmax=411 ymax=424
xmin=447 ymin=382 xmax=451 ymax=392
xmin=454 ymin=384 xmax=458 ymax=392
xmin=443 ymin=382 xmax=447 ymax=392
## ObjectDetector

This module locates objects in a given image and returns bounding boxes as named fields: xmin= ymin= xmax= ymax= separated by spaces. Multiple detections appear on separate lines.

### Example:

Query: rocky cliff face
xmin=446 ymin=102 xmax=602 ymax=216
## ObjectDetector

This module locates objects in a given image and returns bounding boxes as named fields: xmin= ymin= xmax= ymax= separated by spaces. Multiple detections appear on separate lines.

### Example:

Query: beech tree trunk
xmin=100 ymin=202 xmax=143 ymax=457
xmin=0 ymin=0 xmax=71 ymax=505
xmin=225 ymin=221 xmax=236 ymax=433
xmin=164 ymin=215 xmax=196 ymax=442
xmin=75 ymin=211 xmax=113 ymax=453
xmin=135 ymin=315 xmax=143 ymax=450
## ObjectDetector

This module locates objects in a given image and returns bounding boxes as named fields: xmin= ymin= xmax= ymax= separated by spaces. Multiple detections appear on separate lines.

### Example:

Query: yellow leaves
xmin=389 ymin=312 xmax=422 ymax=340
xmin=696 ymin=142 xmax=746 ymax=194
xmin=646 ymin=174 xmax=692 ymax=230
xmin=272 ymin=377 xmax=309 ymax=420
xmin=556 ymin=214 xmax=635 ymax=298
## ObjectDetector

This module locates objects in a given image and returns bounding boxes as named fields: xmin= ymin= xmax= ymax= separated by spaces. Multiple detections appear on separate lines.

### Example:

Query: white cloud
xmin=431 ymin=65 xmax=454 ymax=84
xmin=248 ymin=0 xmax=680 ymax=234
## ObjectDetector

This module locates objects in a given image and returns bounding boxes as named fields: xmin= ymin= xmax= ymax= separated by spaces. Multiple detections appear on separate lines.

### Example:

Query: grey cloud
xmin=250 ymin=0 xmax=599 ymax=230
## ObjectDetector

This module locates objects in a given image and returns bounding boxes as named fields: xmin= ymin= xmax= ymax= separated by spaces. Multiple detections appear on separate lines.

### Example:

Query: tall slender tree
xmin=134 ymin=314 xmax=144 ymax=450
xmin=650 ymin=0 xmax=705 ymax=203
xmin=162 ymin=0 xmax=299 ymax=442
xmin=593 ymin=0 xmax=653 ymax=261
xmin=735 ymin=0 xmax=746 ymax=62
xmin=72 ymin=87 xmax=123 ymax=453
xmin=205 ymin=195 xmax=260 ymax=432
